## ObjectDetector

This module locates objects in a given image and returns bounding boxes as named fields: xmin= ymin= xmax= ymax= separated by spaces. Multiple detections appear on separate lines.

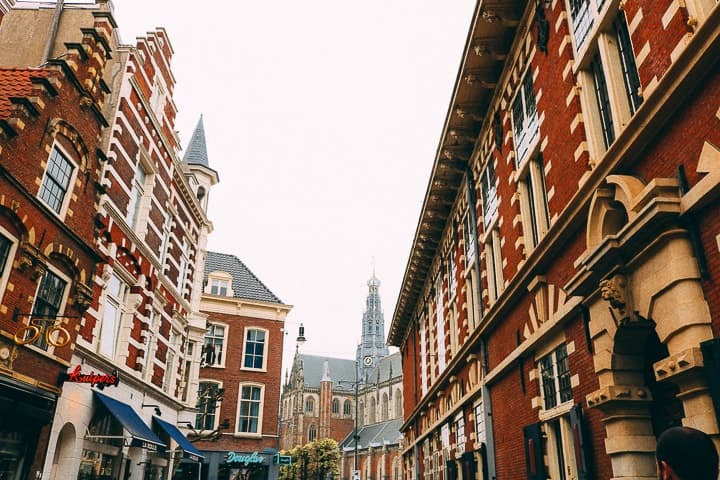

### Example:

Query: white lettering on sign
xmin=226 ymin=451 xmax=264 ymax=465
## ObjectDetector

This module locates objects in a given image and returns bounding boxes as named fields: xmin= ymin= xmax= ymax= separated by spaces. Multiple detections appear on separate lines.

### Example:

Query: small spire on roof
xmin=183 ymin=115 xmax=210 ymax=167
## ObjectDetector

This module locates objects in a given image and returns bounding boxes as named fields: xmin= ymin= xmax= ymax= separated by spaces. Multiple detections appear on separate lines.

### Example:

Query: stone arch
xmin=47 ymin=118 xmax=91 ymax=170
xmin=577 ymin=175 xmax=718 ymax=479
xmin=50 ymin=422 xmax=77 ymax=480
xmin=0 ymin=203 xmax=30 ymax=242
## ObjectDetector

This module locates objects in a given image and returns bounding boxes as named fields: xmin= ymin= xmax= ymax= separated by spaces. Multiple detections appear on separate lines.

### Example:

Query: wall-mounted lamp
xmin=141 ymin=403 xmax=162 ymax=416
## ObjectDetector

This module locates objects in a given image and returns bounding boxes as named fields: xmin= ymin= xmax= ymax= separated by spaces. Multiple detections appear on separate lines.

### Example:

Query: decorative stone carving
xmin=16 ymin=241 xmax=47 ymax=281
xmin=73 ymin=282 xmax=94 ymax=312
xmin=0 ymin=338 xmax=19 ymax=371
xmin=654 ymin=347 xmax=704 ymax=382
xmin=599 ymin=273 xmax=639 ymax=325
xmin=586 ymin=385 xmax=653 ymax=409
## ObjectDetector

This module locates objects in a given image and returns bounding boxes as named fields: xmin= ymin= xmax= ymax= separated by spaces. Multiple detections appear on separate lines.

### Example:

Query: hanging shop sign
xmin=226 ymin=451 xmax=265 ymax=465
xmin=60 ymin=365 xmax=120 ymax=389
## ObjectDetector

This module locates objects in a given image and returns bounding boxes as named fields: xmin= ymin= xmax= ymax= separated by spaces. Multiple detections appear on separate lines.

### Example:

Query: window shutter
xmin=523 ymin=423 xmax=546 ymax=480
xmin=569 ymin=403 xmax=592 ymax=480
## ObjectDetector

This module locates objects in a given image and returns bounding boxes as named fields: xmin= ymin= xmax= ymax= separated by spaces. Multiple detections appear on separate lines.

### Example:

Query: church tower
xmin=356 ymin=271 xmax=389 ymax=378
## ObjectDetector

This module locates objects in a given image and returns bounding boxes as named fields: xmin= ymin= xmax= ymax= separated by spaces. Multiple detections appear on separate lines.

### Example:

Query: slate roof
xmin=204 ymin=251 xmax=282 ymax=304
xmin=0 ymin=68 xmax=53 ymax=118
xmin=366 ymin=352 xmax=401 ymax=383
xmin=339 ymin=418 xmax=403 ymax=450
xmin=182 ymin=115 xmax=210 ymax=167
xmin=299 ymin=354 xmax=357 ymax=390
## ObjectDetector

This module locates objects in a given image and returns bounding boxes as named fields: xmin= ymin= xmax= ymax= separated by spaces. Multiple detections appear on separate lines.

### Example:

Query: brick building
xmin=193 ymin=251 xmax=292 ymax=480
xmin=0 ymin=2 xmax=219 ymax=479
xmin=388 ymin=1 xmax=720 ymax=479
xmin=0 ymin=7 xmax=110 ymax=480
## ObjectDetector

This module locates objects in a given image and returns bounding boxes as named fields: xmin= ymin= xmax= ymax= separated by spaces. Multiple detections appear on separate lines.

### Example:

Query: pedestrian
xmin=656 ymin=426 xmax=719 ymax=479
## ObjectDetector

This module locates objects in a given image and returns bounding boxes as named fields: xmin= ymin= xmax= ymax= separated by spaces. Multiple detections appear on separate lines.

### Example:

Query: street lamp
xmin=339 ymin=360 xmax=366 ymax=480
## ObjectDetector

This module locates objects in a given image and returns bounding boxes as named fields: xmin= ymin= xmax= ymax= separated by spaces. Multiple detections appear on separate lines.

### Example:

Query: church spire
xmin=356 ymin=268 xmax=389 ymax=374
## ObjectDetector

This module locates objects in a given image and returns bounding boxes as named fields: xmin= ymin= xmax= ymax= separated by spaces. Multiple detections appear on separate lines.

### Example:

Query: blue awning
xmin=153 ymin=417 xmax=204 ymax=462
xmin=94 ymin=391 xmax=166 ymax=451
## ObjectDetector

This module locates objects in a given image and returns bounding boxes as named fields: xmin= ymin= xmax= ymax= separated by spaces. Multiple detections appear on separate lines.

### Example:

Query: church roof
xmin=182 ymin=115 xmax=210 ymax=167
xmin=340 ymin=418 xmax=403 ymax=450
xmin=204 ymin=251 xmax=282 ymax=304
xmin=366 ymin=352 xmax=401 ymax=384
xmin=299 ymin=354 xmax=357 ymax=390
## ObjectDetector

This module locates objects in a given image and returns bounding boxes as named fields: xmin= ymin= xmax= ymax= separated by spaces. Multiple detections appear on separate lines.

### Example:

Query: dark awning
xmin=94 ymin=391 xmax=166 ymax=451
xmin=153 ymin=417 xmax=204 ymax=462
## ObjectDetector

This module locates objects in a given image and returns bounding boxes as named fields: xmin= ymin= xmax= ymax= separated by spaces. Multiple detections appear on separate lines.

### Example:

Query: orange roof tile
xmin=0 ymin=68 xmax=53 ymax=119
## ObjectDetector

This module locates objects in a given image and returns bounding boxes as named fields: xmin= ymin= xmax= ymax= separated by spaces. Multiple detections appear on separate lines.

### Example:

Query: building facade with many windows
xmin=0 ymin=2 xmax=218 ymax=479
xmin=389 ymin=1 xmax=720 ymax=479
xmin=193 ymin=251 xmax=292 ymax=480
xmin=0 ymin=9 xmax=110 ymax=480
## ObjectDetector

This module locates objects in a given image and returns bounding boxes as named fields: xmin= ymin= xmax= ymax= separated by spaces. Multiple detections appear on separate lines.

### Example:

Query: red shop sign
xmin=60 ymin=365 xmax=120 ymax=389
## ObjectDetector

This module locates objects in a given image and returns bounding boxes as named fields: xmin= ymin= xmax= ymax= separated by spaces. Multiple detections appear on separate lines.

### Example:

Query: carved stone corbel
xmin=73 ymin=282 xmax=94 ymax=312
xmin=599 ymin=273 xmax=639 ymax=325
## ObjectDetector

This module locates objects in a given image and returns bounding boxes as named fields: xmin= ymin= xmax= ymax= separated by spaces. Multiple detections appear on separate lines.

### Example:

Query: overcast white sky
xmin=108 ymin=0 xmax=475 ymax=375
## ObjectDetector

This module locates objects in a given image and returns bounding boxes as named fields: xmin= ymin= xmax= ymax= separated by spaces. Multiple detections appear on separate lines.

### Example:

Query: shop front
xmin=199 ymin=450 xmax=278 ymax=480
xmin=0 ymin=375 xmax=57 ymax=480
xmin=152 ymin=417 xmax=204 ymax=480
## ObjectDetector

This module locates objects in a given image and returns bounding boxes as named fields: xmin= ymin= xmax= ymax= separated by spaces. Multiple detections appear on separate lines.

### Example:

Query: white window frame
xmin=177 ymin=238 xmax=190 ymax=294
xmin=474 ymin=398 xmax=486 ymax=446
xmin=435 ymin=277 xmax=447 ymax=373
xmin=480 ymin=159 xmax=498 ymax=229
xmin=543 ymin=413 xmax=579 ymax=480
xmin=202 ymin=322 xmax=228 ymax=368
xmin=28 ymin=264 xmax=70 ymax=354
xmin=195 ymin=379 xmax=223 ymax=432
xmin=241 ymin=327 xmax=268 ymax=371
xmin=572 ymin=5 xmax=644 ymax=162
xmin=236 ymin=382 xmax=264 ymax=436
xmin=0 ymin=226 xmax=18 ymax=305
xmin=38 ymin=143 xmax=78 ymax=218
xmin=99 ymin=272 xmax=128 ymax=360
xmin=539 ymin=344 xmax=573 ymax=412
xmin=484 ymin=227 xmax=504 ymax=302
xmin=420 ymin=316 xmax=428 ymax=396
xmin=455 ymin=413 xmax=466 ymax=455
xmin=511 ymin=69 xmax=539 ymax=169
xmin=517 ymin=155 xmax=550 ymax=252
xmin=163 ymin=327 xmax=180 ymax=395
xmin=205 ymin=271 xmax=233 ymax=296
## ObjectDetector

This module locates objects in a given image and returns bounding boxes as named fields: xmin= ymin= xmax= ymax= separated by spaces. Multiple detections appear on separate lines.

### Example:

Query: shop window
xmin=237 ymin=383 xmax=264 ymax=435
xmin=99 ymin=273 xmax=128 ymax=359
xmin=306 ymin=397 xmax=314 ymax=413
xmin=29 ymin=268 xmax=68 ymax=351
xmin=242 ymin=327 xmax=267 ymax=370
xmin=332 ymin=398 xmax=339 ymax=414
xmin=202 ymin=322 xmax=226 ymax=367
xmin=195 ymin=381 xmax=222 ymax=431
xmin=484 ymin=227 xmax=504 ymax=302
xmin=38 ymin=145 xmax=76 ymax=216
xmin=539 ymin=344 xmax=573 ymax=410
xmin=344 ymin=399 xmax=351 ymax=416
xmin=517 ymin=155 xmax=550 ymax=252
xmin=511 ymin=70 xmax=539 ymax=168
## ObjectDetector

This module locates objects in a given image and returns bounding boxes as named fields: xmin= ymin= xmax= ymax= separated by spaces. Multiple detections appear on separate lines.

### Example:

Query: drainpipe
xmin=41 ymin=0 xmax=65 ymax=64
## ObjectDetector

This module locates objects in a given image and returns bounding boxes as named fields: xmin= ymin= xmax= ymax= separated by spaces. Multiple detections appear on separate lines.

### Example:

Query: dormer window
xmin=205 ymin=271 xmax=233 ymax=297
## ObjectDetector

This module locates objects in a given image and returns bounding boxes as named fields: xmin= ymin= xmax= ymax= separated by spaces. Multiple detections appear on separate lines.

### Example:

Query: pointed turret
xmin=183 ymin=115 xmax=210 ymax=167
xmin=181 ymin=115 xmax=218 ymax=214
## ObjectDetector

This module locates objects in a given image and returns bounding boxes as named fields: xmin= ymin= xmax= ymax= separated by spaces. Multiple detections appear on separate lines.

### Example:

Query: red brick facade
xmin=390 ymin=1 xmax=720 ymax=480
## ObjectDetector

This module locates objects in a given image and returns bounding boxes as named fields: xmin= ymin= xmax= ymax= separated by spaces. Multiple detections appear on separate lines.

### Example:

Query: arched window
xmin=369 ymin=397 xmax=376 ymax=424
xmin=308 ymin=424 xmax=317 ymax=441
xmin=359 ymin=401 xmax=365 ymax=427
xmin=381 ymin=393 xmax=389 ymax=421
xmin=332 ymin=398 xmax=339 ymax=414
xmin=344 ymin=399 xmax=352 ymax=415
xmin=306 ymin=397 xmax=314 ymax=413
xmin=395 ymin=390 xmax=403 ymax=418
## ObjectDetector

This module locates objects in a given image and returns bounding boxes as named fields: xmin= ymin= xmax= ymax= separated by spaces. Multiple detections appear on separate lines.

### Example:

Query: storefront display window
xmin=0 ymin=430 xmax=24 ymax=480
xmin=78 ymin=450 xmax=116 ymax=480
